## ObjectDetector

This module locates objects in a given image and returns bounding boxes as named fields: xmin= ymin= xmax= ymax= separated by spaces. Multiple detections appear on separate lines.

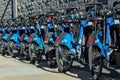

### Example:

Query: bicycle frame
xmin=9 ymin=26 xmax=20 ymax=46
xmin=2 ymin=26 xmax=11 ymax=41
xmin=29 ymin=23 xmax=44 ymax=50
xmin=55 ymin=22 xmax=76 ymax=55
xmin=87 ymin=16 xmax=115 ymax=62
xmin=105 ymin=16 xmax=114 ymax=61
xmin=77 ymin=19 xmax=92 ymax=58
xmin=44 ymin=22 xmax=58 ymax=44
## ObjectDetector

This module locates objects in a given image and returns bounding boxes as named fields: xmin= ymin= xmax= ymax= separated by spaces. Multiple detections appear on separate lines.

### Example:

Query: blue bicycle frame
xmin=58 ymin=22 xmax=76 ymax=55
xmin=88 ymin=16 xmax=115 ymax=62
xmin=105 ymin=17 xmax=114 ymax=61
xmin=56 ymin=13 xmax=77 ymax=55
xmin=30 ymin=23 xmax=44 ymax=50
xmin=77 ymin=19 xmax=89 ymax=57
xmin=20 ymin=26 xmax=30 ymax=42
xmin=45 ymin=22 xmax=58 ymax=44
xmin=2 ymin=26 xmax=10 ymax=41
xmin=9 ymin=26 xmax=20 ymax=46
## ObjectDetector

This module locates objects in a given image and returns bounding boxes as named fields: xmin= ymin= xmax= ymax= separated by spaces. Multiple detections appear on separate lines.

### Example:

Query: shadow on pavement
xmin=63 ymin=62 xmax=120 ymax=80
xmin=36 ymin=59 xmax=59 ymax=73
xmin=2 ymin=54 xmax=119 ymax=80
xmin=64 ymin=64 xmax=93 ymax=80
xmin=100 ymin=65 xmax=120 ymax=80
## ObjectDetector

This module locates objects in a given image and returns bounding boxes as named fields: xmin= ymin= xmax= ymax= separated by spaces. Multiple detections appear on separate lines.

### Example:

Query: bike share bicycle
xmin=55 ymin=7 xmax=93 ymax=72
xmin=19 ymin=17 xmax=31 ymax=60
xmin=112 ymin=1 xmax=120 ymax=65
xmin=7 ymin=18 xmax=22 ymax=57
xmin=0 ymin=20 xmax=11 ymax=56
xmin=28 ymin=15 xmax=45 ymax=64
xmin=87 ymin=3 xmax=120 ymax=79
xmin=44 ymin=12 xmax=59 ymax=67
xmin=54 ymin=8 xmax=79 ymax=72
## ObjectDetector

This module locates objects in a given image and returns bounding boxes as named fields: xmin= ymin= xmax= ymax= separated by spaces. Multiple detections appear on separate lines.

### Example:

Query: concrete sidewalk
xmin=0 ymin=55 xmax=120 ymax=80
xmin=0 ymin=56 xmax=80 ymax=80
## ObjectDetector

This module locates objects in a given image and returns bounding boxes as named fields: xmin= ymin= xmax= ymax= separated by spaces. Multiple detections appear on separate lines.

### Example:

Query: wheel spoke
xmin=57 ymin=46 xmax=73 ymax=72
xmin=89 ymin=46 xmax=103 ymax=79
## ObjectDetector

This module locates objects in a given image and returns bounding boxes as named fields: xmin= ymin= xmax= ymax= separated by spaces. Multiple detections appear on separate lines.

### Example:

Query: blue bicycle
xmin=1 ymin=21 xmax=11 ymax=56
xmin=44 ymin=13 xmax=59 ymax=67
xmin=28 ymin=17 xmax=44 ymax=64
xmin=55 ymin=7 xmax=93 ymax=72
xmin=20 ymin=18 xmax=31 ymax=60
xmin=87 ymin=3 xmax=120 ymax=79
xmin=55 ymin=9 xmax=78 ymax=71
xmin=7 ymin=19 xmax=21 ymax=57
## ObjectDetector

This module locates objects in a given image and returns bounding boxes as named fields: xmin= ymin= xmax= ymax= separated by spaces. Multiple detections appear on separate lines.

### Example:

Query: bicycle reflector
xmin=8 ymin=36 xmax=11 ymax=40
xmin=20 ymin=34 xmax=24 ymax=41
xmin=87 ymin=35 xmax=94 ymax=45
xmin=47 ymin=15 xmax=52 ymax=19
xmin=33 ymin=17 xmax=37 ymax=21
xmin=65 ymin=22 xmax=69 ymax=25
xmin=55 ymin=36 xmax=61 ymax=44
xmin=93 ymin=20 xmax=98 ymax=24
xmin=14 ymin=26 xmax=17 ymax=29
xmin=0 ymin=35 xmax=3 ymax=39
xmin=29 ymin=36 xmax=33 ymax=41
xmin=44 ymin=35 xmax=49 ymax=43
